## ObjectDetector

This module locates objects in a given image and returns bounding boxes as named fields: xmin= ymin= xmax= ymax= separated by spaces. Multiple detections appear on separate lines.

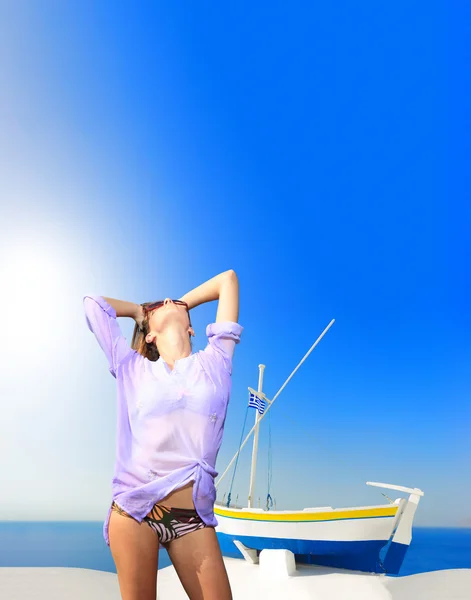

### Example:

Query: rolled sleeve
xmin=204 ymin=321 xmax=243 ymax=375
xmin=83 ymin=295 xmax=134 ymax=378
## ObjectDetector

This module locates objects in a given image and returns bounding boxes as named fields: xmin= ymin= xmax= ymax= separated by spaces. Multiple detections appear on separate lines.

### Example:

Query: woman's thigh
xmin=165 ymin=526 xmax=232 ymax=600
xmin=108 ymin=505 xmax=160 ymax=600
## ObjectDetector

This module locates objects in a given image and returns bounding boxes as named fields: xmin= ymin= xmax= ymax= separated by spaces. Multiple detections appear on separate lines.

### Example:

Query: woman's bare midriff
xmin=153 ymin=480 xmax=195 ymax=510
xmin=112 ymin=483 xmax=197 ymax=522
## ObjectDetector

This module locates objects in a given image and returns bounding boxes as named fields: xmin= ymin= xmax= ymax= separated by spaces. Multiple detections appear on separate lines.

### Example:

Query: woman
xmin=83 ymin=269 xmax=242 ymax=600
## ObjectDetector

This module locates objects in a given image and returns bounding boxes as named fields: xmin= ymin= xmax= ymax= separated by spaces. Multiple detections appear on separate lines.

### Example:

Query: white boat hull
xmin=215 ymin=484 xmax=423 ymax=574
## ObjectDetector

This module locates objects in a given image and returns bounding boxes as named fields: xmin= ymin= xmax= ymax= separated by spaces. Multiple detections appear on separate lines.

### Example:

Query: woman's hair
xmin=131 ymin=302 xmax=193 ymax=361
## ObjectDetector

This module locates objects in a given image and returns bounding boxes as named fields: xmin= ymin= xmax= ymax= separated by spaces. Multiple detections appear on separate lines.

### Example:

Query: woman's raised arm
xmin=102 ymin=296 xmax=145 ymax=329
xmin=83 ymin=295 xmax=141 ymax=377
xmin=179 ymin=270 xmax=239 ymax=323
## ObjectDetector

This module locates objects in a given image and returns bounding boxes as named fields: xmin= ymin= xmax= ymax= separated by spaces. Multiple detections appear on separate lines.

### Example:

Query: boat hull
xmin=215 ymin=503 xmax=400 ymax=573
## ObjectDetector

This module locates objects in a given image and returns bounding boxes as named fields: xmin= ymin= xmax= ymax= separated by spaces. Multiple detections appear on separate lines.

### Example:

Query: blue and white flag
xmin=248 ymin=391 xmax=266 ymax=415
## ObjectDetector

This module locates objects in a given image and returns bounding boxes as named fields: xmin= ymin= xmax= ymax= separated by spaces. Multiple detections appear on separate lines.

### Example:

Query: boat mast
xmin=247 ymin=364 xmax=265 ymax=508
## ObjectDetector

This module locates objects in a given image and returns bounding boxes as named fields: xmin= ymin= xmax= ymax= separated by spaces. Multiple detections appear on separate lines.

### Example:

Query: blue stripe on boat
xmin=217 ymin=532 xmax=390 ymax=573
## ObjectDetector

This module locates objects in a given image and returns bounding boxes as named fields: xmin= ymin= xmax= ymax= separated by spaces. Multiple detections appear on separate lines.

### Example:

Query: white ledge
xmin=0 ymin=564 xmax=470 ymax=599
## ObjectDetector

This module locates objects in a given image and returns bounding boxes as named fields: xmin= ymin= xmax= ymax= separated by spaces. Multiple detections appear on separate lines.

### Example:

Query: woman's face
xmin=147 ymin=298 xmax=191 ymax=334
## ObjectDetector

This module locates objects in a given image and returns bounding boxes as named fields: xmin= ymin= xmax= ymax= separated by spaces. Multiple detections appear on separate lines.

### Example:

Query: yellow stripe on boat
xmin=214 ymin=505 xmax=398 ymax=522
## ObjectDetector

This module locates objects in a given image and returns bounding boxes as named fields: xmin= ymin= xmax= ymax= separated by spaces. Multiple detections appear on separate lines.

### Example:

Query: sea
xmin=0 ymin=523 xmax=470 ymax=577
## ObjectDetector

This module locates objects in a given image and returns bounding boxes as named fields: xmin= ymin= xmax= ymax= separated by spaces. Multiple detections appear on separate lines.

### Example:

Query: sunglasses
xmin=143 ymin=299 xmax=189 ymax=313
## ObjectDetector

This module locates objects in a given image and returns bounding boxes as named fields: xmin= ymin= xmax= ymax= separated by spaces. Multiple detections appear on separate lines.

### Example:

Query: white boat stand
xmin=233 ymin=540 xmax=259 ymax=564
xmin=234 ymin=541 xmax=297 ymax=578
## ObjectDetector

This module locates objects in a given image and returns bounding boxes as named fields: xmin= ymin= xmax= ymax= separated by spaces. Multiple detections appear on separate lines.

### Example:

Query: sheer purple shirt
xmin=83 ymin=295 xmax=243 ymax=546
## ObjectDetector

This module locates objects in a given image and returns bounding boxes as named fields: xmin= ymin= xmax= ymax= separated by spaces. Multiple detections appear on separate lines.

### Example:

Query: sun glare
xmin=1 ymin=230 xmax=74 ymax=357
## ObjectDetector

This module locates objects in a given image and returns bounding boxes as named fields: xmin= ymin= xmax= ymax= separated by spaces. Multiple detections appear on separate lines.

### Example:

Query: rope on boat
xmin=227 ymin=403 xmax=250 ymax=508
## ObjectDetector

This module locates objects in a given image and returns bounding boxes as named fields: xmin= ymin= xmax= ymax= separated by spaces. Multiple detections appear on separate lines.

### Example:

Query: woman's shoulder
xmin=116 ymin=348 xmax=143 ymax=375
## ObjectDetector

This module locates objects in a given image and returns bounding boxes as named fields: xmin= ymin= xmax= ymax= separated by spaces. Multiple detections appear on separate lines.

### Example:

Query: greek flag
xmin=249 ymin=391 xmax=266 ymax=415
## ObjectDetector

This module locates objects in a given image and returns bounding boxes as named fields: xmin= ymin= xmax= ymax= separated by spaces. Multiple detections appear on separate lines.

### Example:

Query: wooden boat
xmin=214 ymin=320 xmax=424 ymax=574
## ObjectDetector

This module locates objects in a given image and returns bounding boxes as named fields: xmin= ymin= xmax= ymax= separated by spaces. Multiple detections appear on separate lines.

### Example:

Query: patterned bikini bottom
xmin=111 ymin=501 xmax=207 ymax=545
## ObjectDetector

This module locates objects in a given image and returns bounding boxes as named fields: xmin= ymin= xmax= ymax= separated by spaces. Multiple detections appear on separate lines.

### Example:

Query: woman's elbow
xmin=225 ymin=269 xmax=237 ymax=281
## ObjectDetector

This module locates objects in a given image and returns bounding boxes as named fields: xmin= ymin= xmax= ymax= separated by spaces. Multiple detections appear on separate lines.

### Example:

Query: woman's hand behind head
xmin=135 ymin=304 xmax=146 ymax=330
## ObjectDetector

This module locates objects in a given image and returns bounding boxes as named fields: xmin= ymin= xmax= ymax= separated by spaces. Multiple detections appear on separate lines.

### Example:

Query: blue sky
xmin=0 ymin=2 xmax=469 ymax=527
